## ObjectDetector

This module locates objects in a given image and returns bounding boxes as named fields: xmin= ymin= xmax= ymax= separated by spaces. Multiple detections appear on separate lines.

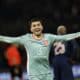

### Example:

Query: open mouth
xmin=35 ymin=29 xmax=41 ymax=32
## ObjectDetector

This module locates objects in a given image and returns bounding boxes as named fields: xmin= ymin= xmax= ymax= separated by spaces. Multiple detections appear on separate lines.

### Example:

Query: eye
xmin=33 ymin=25 xmax=36 ymax=27
xmin=37 ymin=23 xmax=40 ymax=26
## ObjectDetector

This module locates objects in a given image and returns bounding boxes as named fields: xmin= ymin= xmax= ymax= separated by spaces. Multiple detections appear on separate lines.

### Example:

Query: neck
xmin=32 ymin=34 xmax=43 ymax=40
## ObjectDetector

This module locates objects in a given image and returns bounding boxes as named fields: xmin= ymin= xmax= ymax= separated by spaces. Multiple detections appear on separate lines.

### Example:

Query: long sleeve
xmin=0 ymin=35 xmax=20 ymax=43
xmin=0 ymin=34 xmax=28 ymax=44
xmin=60 ymin=32 xmax=80 ymax=41
xmin=49 ymin=32 xmax=80 ymax=43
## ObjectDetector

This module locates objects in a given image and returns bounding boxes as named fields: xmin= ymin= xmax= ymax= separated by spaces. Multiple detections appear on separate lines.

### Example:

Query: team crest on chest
xmin=42 ymin=40 xmax=48 ymax=46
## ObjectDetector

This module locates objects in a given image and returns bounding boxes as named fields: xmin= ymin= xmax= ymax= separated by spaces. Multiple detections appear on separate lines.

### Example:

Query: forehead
xmin=58 ymin=26 xmax=66 ymax=30
xmin=31 ymin=21 xmax=41 ymax=25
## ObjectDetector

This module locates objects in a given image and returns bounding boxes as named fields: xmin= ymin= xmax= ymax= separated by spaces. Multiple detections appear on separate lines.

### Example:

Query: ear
xmin=42 ymin=26 xmax=43 ymax=31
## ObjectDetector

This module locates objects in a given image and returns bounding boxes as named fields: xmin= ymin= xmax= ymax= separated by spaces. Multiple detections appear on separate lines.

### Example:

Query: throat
xmin=32 ymin=34 xmax=44 ymax=40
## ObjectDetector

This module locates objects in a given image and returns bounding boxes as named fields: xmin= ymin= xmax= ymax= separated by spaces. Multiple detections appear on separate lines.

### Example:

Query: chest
xmin=26 ymin=39 xmax=51 ymax=57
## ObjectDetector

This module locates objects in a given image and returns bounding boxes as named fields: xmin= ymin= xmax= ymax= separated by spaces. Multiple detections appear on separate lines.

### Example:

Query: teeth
xmin=36 ymin=30 xmax=40 ymax=31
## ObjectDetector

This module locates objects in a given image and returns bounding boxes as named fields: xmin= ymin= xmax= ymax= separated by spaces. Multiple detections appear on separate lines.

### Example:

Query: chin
xmin=35 ymin=33 xmax=41 ymax=36
xmin=35 ymin=32 xmax=42 ymax=35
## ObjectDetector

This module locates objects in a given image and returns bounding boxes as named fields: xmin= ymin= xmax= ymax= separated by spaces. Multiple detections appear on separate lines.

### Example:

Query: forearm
xmin=61 ymin=32 xmax=80 ymax=41
xmin=0 ymin=35 xmax=20 ymax=43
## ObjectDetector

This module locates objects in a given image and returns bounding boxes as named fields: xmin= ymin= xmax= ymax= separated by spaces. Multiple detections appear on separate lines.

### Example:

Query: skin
xmin=30 ymin=21 xmax=44 ymax=40
xmin=57 ymin=25 xmax=67 ymax=35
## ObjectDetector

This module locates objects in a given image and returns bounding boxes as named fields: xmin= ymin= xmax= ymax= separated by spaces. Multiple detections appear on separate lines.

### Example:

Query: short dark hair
xmin=28 ymin=17 xmax=43 ymax=27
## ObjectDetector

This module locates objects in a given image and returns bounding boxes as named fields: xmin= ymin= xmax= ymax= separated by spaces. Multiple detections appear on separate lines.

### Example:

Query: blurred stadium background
xmin=0 ymin=0 xmax=80 ymax=79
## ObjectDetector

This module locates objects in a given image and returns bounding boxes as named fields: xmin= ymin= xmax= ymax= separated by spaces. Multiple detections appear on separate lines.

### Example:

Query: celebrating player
xmin=0 ymin=18 xmax=80 ymax=80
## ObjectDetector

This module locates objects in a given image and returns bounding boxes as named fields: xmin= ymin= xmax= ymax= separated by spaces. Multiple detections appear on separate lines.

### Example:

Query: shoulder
xmin=44 ymin=33 xmax=55 ymax=36
xmin=20 ymin=33 xmax=32 ymax=38
xmin=44 ymin=33 xmax=57 ymax=37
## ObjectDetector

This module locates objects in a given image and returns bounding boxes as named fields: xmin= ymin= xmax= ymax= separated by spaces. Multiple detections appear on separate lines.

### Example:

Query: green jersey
xmin=0 ymin=32 xmax=80 ymax=80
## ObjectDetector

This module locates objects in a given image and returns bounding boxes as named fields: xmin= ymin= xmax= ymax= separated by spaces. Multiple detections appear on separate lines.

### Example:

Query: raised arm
xmin=59 ymin=32 xmax=80 ymax=41
xmin=49 ymin=32 xmax=80 ymax=42
xmin=0 ymin=35 xmax=22 ymax=44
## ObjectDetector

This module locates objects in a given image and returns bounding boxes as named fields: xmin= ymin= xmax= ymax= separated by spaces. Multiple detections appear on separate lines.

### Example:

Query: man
xmin=57 ymin=25 xmax=78 ymax=60
xmin=5 ymin=43 xmax=22 ymax=80
xmin=0 ymin=18 xmax=80 ymax=80
xmin=49 ymin=25 xmax=77 ymax=80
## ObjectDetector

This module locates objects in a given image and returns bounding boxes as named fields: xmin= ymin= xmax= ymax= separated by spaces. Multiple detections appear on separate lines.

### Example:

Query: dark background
xmin=0 ymin=0 xmax=80 ymax=71
xmin=0 ymin=0 xmax=80 ymax=36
